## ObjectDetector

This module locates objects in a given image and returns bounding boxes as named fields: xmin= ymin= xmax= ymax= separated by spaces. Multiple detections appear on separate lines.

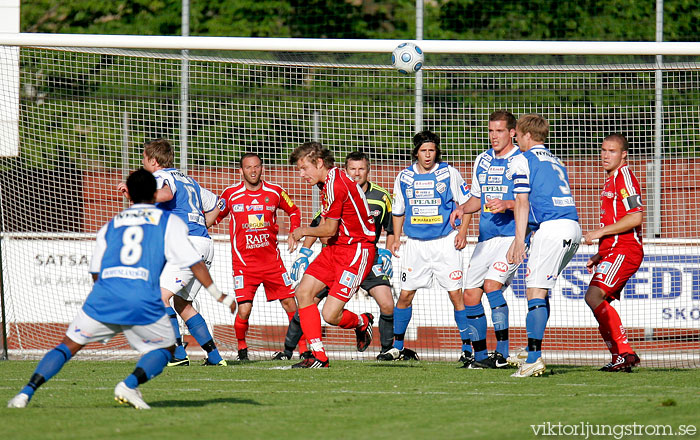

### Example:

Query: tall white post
xmin=179 ymin=0 xmax=190 ymax=173
xmin=121 ymin=111 xmax=130 ymax=208
xmin=414 ymin=0 xmax=423 ymax=133
xmin=312 ymin=111 xmax=321 ymax=214
xmin=650 ymin=0 xmax=663 ymax=237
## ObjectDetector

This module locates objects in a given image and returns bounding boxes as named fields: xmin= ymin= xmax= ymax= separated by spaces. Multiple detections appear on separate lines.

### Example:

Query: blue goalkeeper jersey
xmin=83 ymin=204 xmax=201 ymax=325
xmin=511 ymin=145 xmax=579 ymax=231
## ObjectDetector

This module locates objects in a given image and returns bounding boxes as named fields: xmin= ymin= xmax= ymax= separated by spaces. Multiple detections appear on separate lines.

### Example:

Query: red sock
xmin=298 ymin=305 xmax=328 ymax=362
xmin=234 ymin=315 xmax=249 ymax=350
xmin=338 ymin=309 xmax=360 ymax=329
xmin=593 ymin=301 xmax=633 ymax=354
xmin=597 ymin=324 xmax=618 ymax=355
xmin=287 ymin=311 xmax=308 ymax=353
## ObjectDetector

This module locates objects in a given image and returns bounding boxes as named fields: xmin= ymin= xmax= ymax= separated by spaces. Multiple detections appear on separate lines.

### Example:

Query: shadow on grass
xmin=365 ymin=362 xmax=424 ymax=368
xmin=151 ymin=397 xmax=262 ymax=408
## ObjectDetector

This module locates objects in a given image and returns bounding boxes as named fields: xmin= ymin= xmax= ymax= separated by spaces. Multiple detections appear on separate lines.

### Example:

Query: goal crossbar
xmin=0 ymin=33 xmax=700 ymax=55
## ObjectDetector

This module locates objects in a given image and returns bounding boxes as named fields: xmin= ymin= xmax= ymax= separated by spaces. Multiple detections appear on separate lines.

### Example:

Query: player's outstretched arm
xmin=191 ymin=260 xmax=236 ymax=312
xmin=583 ymin=211 xmax=642 ymax=245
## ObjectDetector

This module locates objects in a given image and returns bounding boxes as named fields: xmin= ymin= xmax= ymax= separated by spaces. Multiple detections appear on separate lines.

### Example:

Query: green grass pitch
xmin=1 ymin=359 xmax=698 ymax=440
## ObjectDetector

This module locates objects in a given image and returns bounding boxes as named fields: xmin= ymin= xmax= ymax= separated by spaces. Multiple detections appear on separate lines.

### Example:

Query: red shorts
xmin=589 ymin=249 xmax=644 ymax=300
xmin=233 ymin=259 xmax=294 ymax=303
xmin=304 ymin=242 xmax=376 ymax=302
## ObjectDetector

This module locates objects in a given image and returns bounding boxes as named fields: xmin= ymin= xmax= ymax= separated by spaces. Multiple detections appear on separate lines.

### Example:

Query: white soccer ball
xmin=391 ymin=42 xmax=424 ymax=74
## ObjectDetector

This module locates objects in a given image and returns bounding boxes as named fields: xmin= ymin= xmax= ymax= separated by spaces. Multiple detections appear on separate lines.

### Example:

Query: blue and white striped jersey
xmin=393 ymin=161 xmax=470 ymax=240
xmin=470 ymin=147 xmax=521 ymax=241
xmin=84 ymin=204 xmax=202 ymax=325
xmin=153 ymin=168 xmax=218 ymax=238
xmin=510 ymin=145 xmax=579 ymax=230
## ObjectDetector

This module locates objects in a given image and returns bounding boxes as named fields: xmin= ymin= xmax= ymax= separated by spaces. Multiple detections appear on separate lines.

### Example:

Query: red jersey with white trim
xmin=322 ymin=167 xmax=375 ymax=246
xmin=217 ymin=181 xmax=301 ymax=267
xmin=599 ymin=164 xmax=643 ymax=254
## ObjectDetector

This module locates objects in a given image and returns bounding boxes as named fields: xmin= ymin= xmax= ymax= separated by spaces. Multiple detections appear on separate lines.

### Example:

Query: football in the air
xmin=392 ymin=42 xmax=424 ymax=74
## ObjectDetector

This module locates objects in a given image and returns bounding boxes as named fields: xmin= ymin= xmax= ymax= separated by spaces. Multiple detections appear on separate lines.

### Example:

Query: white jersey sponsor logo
xmin=414 ymin=189 xmax=434 ymax=198
xmin=487 ymin=175 xmax=503 ymax=184
xmin=482 ymin=185 xmax=508 ymax=193
xmin=414 ymin=180 xmax=435 ymax=189
xmin=102 ymin=266 xmax=150 ymax=281
xmin=409 ymin=198 xmax=440 ymax=206
xmin=412 ymin=206 xmax=439 ymax=216
xmin=114 ymin=209 xmax=163 ymax=228
xmin=553 ymin=197 xmax=575 ymax=207
xmin=245 ymin=233 xmax=271 ymax=249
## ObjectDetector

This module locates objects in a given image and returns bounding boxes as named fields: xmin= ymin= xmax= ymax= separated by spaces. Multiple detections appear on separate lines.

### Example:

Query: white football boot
xmin=511 ymin=357 xmax=546 ymax=378
xmin=114 ymin=381 xmax=151 ymax=410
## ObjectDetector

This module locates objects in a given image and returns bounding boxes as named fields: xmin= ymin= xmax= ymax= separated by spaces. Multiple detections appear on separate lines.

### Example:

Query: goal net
xmin=1 ymin=36 xmax=698 ymax=367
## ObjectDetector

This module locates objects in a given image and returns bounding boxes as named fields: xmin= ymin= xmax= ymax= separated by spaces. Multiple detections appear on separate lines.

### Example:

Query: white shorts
xmin=160 ymin=235 xmax=214 ymax=301
xmin=526 ymin=219 xmax=581 ymax=289
xmin=399 ymin=231 xmax=463 ymax=292
xmin=464 ymin=236 xmax=521 ymax=290
xmin=66 ymin=309 xmax=175 ymax=353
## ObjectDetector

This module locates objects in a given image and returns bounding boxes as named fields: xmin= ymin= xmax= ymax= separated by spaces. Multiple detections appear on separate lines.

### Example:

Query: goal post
xmin=0 ymin=33 xmax=698 ymax=367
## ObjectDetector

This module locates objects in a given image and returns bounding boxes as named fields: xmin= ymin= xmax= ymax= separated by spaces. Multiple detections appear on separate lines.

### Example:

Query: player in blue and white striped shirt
xmin=507 ymin=114 xmax=581 ymax=378
xmin=451 ymin=110 xmax=523 ymax=369
xmin=387 ymin=130 xmax=472 ymax=361
xmin=8 ymin=169 xmax=233 ymax=409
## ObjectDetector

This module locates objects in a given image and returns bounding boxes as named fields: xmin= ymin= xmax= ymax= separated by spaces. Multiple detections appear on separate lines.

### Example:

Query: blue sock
xmin=526 ymin=298 xmax=548 ymax=363
xmin=20 ymin=343 xmax=73 ymax=398
xmin=124 ymin=348 xmax=172 ymax=389
xmin=185 ymin=314 xmax=222 ymax=364
xmin=453 ymin=309 xmax=471 ymax=352
xmin=486 ymin=289 xmax=509 ymax=355
xmin=392 ymin=306 xmax=412 ymax=351
xmin=166 ymin=307 xmax=187 ymax=359
xmin=465 ymin=304 xmax=488 ymax=361
xmin=545 ymin=295 xmax=551 ymax=324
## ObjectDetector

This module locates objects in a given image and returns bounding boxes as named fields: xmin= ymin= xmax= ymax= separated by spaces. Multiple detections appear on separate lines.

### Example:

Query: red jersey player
xmin=287 ymin=141 xmax=376 ymax=368
xmin=583 ymin=134 xmax=643 ymax=372
xmin=216 ymin=153 xmax=305 ymax=361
